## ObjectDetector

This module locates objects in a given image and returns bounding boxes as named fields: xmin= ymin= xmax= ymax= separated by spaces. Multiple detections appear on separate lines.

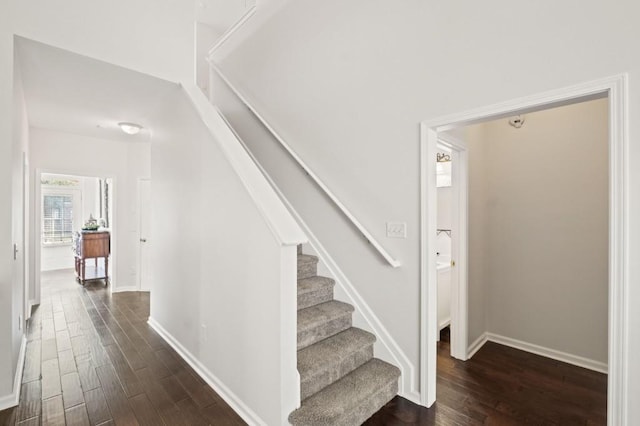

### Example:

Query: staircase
xmin=289 ymin=247 xmax=400 ymax=426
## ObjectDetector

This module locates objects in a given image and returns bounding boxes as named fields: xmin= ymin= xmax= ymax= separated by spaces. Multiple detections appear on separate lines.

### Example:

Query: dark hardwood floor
xmin=0 ymin=269 xmax=246 ymax=426
xmin=365 ymin=326 xmax=607 ymax=425
xmin=1 ymin=271 xmax=608 ymax=425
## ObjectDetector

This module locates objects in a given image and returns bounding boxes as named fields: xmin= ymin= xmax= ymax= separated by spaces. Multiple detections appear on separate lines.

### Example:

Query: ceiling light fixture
xmin=118 ymin=122 xmax=143 ymax=135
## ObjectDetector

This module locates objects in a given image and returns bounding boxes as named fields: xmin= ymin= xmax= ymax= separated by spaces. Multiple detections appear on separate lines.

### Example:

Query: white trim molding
xmin=207 ymin=6 xmax=257 ymax=56
xmin=208 ymin=63 xmax=400 ymax=268
xmin=0 ymin=336 xmax=27 ymax=411
xmin=110 ymin=286 xmax=140 ymax=294
xmin=420 ymin=74 xmax=629 ymax=425
xmin=466 ymin=332 xmax=607 ymax=374
xmin=148 ymin=318 xmax=265 ymax=426
xmin=466 ymin=332 xmax=488 ymax=360
xmin=183 ymin=85 xmax=306 ymax=247
xmin=487 ymin=333 xmax=608 ymax=374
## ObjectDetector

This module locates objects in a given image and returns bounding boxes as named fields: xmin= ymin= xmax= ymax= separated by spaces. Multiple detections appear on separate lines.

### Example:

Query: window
xmin=42 ymin=194 xmax=74 ymax=243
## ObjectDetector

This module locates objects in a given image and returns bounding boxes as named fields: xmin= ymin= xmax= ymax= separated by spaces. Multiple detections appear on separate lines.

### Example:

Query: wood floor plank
xmin=158 ymin=375 xmax=188 ymax=404
xmin=153 ymin=349 xmax=182 ymax=374
xmin=15 ymin=416 xmax=39 ymax=426
xmin=42 ymin=320 xmax=56 ymax=340
xmin=65 ymin=403 xmax=91 ymax=426
xmin=58 ymin=349 xmax=77 ymax=376
xmin=21 ymin=340 xmax=41 ymax=384
xmin=41 ymin=338 xmax=58 ymax=361
xmin=87 ymin=338 xmax=111 ymax=368
xmin=70 ymin=336 xmax=90 ymax=358
xmin=54 ymin=311 xmax=67 ymax=331
xmin=61 ymin=372 xmax=85 ymax=409
xmin=56 ymin=329 xmax=72 ymax=352
xmin=201 ymin=402 xmax=246 ymax=426
xmin=83 ymin=387 xmax=112 ymax=426
xmin=174 ymin=398 xmax=209 ymax=426
xmin=68 ymin=322 xmax=83 ymax=338
xmin=135 ymin=346 xmax=171 ymax=380
xmin=15 ymin=380 xmax=41 ymax=422
xmin=102 ymin=344 xmax=144 ymax=397
xmin=134 ymin=367 xmax=178 ymax=415
xmin=42 ymin=395 xmax=66 ymax=426
xmin=174 ymin=368 xmax=215 ymax=408
xmin=95 ymin=364 xmax=139 ymax=425
xmin=127 ymin=393 xmax=164 ymax=426
xmin=77 ymin=361 xmax=101 ymax=392
xmin=155 ymin=405 xmax=189 ymax=426
xmin=41 ymin=358 xmax=62 ymax=400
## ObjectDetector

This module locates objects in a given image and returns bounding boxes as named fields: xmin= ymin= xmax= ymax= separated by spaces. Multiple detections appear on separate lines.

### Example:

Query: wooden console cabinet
xmin=73 ymin=231 xmax=110 ymax=285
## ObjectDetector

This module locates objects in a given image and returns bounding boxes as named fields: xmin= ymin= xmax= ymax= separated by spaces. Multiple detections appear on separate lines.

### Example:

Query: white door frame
xmin=34 ymin=169 xmax=118 ymax=302
xmin=419 ymin=74 xmax=628 ymax=426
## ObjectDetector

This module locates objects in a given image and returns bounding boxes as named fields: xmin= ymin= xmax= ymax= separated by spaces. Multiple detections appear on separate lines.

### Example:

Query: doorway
xmin=420 ymin=75 xmax=628 ymax=425
xmin=35 ymin=171 xmax=117 ymax=301
xmin=434 ymin=140 xmax=468 ymax=361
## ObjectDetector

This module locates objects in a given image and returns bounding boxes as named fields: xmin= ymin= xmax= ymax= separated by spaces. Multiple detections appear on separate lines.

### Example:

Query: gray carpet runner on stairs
xmin=289 ymin=249 xmax=400 ymax=426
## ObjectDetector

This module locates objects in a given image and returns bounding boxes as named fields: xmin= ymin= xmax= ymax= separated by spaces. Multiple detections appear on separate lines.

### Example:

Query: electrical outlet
xmin=386 ymin=222 xmax=407 ymax=238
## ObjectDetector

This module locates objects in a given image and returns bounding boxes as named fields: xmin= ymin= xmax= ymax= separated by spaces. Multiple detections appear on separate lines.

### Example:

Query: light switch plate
xmin=386 ymin=222 xmax=407 ymax=238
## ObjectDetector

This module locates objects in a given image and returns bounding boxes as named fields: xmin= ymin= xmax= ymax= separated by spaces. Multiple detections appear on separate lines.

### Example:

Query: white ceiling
xmin=16 ymin=37 xmax=180 ymax=143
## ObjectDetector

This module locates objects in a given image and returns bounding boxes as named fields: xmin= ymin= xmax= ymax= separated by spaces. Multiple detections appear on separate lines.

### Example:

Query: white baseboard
xmin=486 ymin=333 xmax=608 ymax=374
xmin=147 ymin=317 xmax=265 ymax=426
xmin=111 ymin=286 xmax=139 ymax=293
xmin=438 ymin=319 xmax=451 ymax=332
xmin=467 ymin=332 xmax=488 ymax=359
xmin=0 ymin=336 xmax=27 ymax=411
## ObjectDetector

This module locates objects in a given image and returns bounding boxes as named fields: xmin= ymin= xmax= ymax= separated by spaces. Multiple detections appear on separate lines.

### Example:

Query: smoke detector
xmin=508 ymin=115 xmax=525 ymax=128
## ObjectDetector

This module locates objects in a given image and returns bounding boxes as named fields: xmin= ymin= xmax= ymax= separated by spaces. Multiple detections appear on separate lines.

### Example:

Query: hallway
xmin=0 ymin=270 xmax=245 ymax=426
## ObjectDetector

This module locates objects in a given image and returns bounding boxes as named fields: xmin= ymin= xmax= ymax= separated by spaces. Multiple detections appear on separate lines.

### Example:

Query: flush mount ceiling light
xmin=118 ymin=122 xmax=143 ymax=135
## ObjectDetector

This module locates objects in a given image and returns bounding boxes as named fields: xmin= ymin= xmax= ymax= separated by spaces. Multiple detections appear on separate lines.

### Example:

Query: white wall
xmin=465 ymin=99 xmax=609 ymax=364
xmin=8 ymin=0 xmax=194 ymax=84
xmin=212 ymin=0 xmax=640 ymax=416
xmin=29 ymin=128 xmax=150 ymax=292
xmin=149 ymin=88 xmax=301 ymax=425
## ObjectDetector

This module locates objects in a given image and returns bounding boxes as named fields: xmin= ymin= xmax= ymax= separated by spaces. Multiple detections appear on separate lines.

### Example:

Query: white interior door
xmin=138 ymin=179 xmax=151 ymax=291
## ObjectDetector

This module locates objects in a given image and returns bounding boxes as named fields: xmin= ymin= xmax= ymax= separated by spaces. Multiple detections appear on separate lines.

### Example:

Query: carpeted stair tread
xmin=298 ymin=328 xmax=376 ymax=400
xmin=297 ymin=254 xmax=319 ymax=279
xmin=289 ymin=358 xmax=401 ymax=426
xmin=297 ymin=301 xmax=354 ymax=350
xmin=298 ymin=276 xmax=335 ymax=310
